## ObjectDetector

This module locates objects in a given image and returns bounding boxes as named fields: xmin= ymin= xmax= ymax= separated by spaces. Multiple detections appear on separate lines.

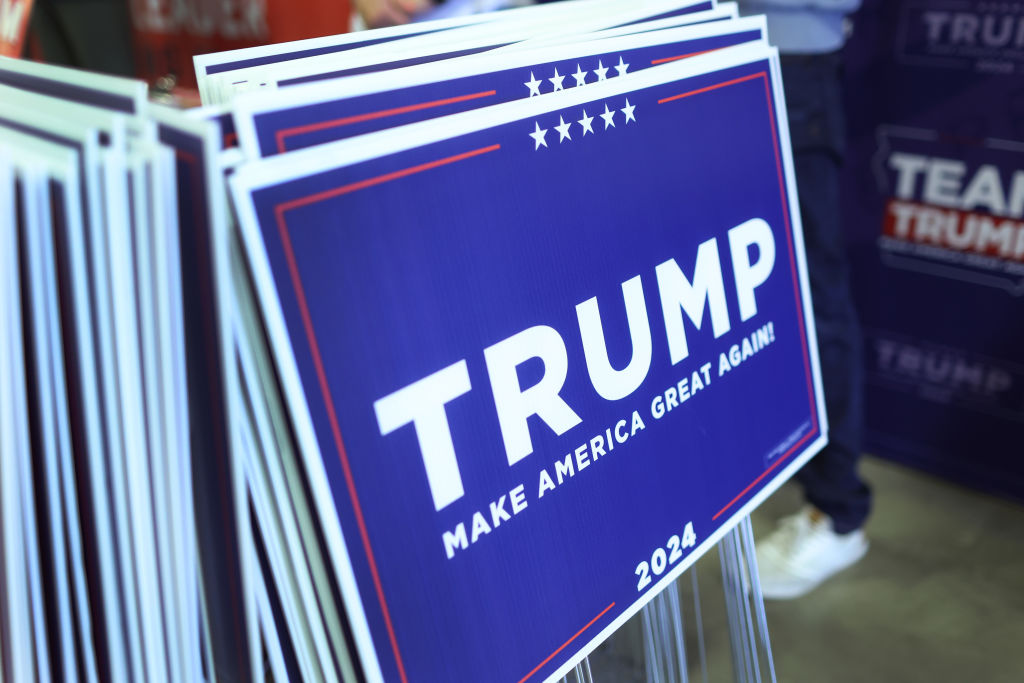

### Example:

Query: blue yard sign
xmin=232 ymin=16 xmax=761 ymax=158
xmin=231 ymin=42 xmax=826 ymax=683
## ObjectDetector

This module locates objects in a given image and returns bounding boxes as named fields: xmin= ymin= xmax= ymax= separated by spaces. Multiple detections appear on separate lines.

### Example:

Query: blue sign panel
xmin=232 ymin=44 xmax=825 ymax=683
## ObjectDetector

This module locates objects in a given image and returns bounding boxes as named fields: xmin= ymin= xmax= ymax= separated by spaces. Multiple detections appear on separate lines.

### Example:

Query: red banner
xmin=884 ymin=199 xmax=1024 ymax=264
xmin=0 ymin=0 xmax=33 ymax=57
xmin=130 ymin=0 xmax=350 ymax=90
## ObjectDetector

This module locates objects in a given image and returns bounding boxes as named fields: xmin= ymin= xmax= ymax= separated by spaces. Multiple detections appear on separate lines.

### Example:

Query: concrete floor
xmin=591 ymin=456 xmax=1024 ymax=682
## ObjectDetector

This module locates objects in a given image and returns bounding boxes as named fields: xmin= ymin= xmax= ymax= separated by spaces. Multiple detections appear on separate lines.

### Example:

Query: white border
xmin=0 ymin=143 xmax=32 ymax=683
xmin=10 ymin=136 xmax=69 ymax=683
xmin=205 ymin=0 xmax=625 ymax=103
xmin=502 ymin=1 xmax=737 ymax=50
xmin=231 ymin=40 xmax=829 ymax=683
xmin=0 ymin=84 xmax=129 ymax=149
xmin=150 ymin=104 xmax=260 ymax=681
xmin=0 ymin=55 xmax=146 ymax=114
xmin=191 ymin=0 xmax=647 ymax=80
xmin=0 ymin=144 xmax=45 ymax=683
xmin=769 ymin=50 xmax=829 ymax=446
xmin=193 ymin=11 xmax=501 ymax=103
xmin=0 ymin=99 xmax=112 ymax=683
xmin=0 ymin=108 xmax=133 ymax=683
xmin=236 ymin=302 xmax=342 ymax=683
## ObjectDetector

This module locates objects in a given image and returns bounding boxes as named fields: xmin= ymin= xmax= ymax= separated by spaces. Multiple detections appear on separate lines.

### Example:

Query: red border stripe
xmin=275 ymin=144 xmax=500 ymax=683
xmin=712 ymin=431 xmax=813 ymax=521
xmin=279 ymin=144 xmax=500 ymax=214
xmin=650 ymin=47 xmax=719 ymax=65
xmin=517 ymin=603 xmax=616 ymax=683
xmin=760 ymin=71 xmax=818 ymax=433
xmin=660 ymin=71 xmax=819 ymax=521
xmin=657 ymin=72 xmax=762 ymax=104
xmin=276 ymin=90 xmax=497 ymax=153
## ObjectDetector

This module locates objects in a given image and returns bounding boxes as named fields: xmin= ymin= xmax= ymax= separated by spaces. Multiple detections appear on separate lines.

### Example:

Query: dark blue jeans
xmin=782 ymin=53 xmax=872 ymax=534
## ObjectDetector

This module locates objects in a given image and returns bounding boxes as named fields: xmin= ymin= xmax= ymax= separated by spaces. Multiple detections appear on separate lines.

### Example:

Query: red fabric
xmin=129 ymin=0 xmax=350 ymax=88
xmin=0 ymin=0 xmax=35 ymax=57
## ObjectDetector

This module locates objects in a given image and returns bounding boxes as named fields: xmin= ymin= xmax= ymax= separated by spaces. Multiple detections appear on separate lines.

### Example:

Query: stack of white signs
xmin=212 ymin=1 xmax=826 ymax=683
xmin=0 ymin=58 xmax=245 ymax=683
xmin=2 ymin=1 xmax=830 ymax=682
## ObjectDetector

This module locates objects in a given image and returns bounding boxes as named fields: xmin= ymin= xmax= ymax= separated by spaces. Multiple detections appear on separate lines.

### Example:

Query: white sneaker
xmin=754 ymin=507 xmax=868 ymax=600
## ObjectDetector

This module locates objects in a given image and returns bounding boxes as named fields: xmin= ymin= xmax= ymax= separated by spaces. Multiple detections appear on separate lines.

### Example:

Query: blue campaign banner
xmin=842 ymin=0 xmax=1024 ymax=500
xmin=232 ymin=43 xmax=825 ymax=683
xmin=235 ymin=18 xmax=763 ymax=158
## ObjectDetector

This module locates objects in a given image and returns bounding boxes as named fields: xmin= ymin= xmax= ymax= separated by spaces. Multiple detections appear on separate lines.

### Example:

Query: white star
xmin=614 ymin=56 xmax=630 ymax=77
xmin=578 ymin=109 xmax=595 ymax=136
xmin=594 ymin=60 xmax=609 ymax=81
xmin=621 ymin=99 xmax=636 ymax=124
xmin=529 ymin=121 xmax=549 ymax=149
xmin=572 ymin=64 xmax=587 ymax=87
xmin=525 ymin=71 xmax=542 ymax=97
xmin=600 ymin=103 xmax=616 ymax=129
xmin=549 ymin=68 xmax=566 ymax=92
xmin=555 ymin=116 xmax=572 ymax=142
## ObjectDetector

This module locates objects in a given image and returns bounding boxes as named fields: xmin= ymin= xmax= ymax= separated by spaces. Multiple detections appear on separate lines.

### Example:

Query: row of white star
xmin=524 ymin=56 xmax=631 ymax=97
xmin=529 ymin=100 xmax=637 ymax=150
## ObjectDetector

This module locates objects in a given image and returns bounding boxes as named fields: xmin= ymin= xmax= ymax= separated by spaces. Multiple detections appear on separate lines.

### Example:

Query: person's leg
xmin=755 ymin=54 xmax=871 ymax=599
xmin=782 ymin=52 xmax=871 ymax=533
